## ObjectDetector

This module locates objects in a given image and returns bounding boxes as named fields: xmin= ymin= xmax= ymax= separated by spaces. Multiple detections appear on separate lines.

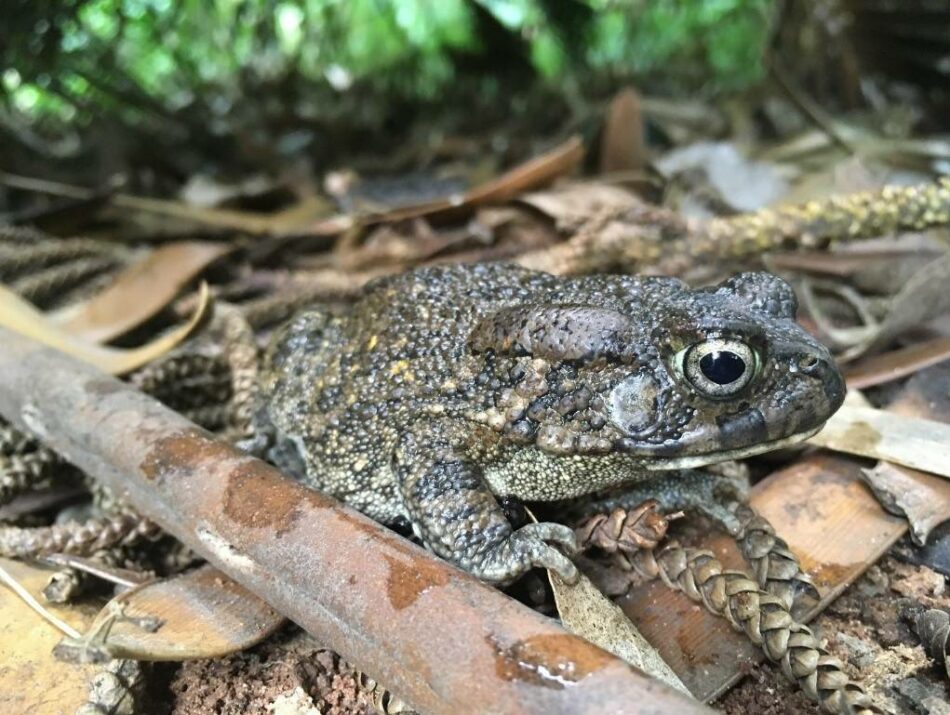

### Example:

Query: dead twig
xmin=518 ymin=178 xmax=950 ymax=276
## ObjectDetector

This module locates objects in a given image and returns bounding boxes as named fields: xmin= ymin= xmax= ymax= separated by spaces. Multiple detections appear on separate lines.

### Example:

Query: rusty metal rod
xmin=0 ymin=327 xmax=710 ymax=715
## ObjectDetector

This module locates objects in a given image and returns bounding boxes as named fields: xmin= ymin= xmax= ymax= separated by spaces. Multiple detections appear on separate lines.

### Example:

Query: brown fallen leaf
xmin=365 ymin=135 xmax=585 ymax=226
xmin=862 ymin=463 xmax=950 ymax=545
xmin=808 ymin=404 xmax=950 ymax=480
xmin=599 ymin=87 xmax=647 ymax=174
xmin=518 ymin=181 xmax=640 ymax=230
xmin=57 ymin=564 xmax=285 ymax=662
xmin=0 ymin=282 xmax=210 ymax=375
xmin=845 ymin=337 xmax=950 ymax=390
xmin=0 ymin=171 xmax=290 ymax=235
xmin=50 ymin=241 xmax=233 ymax=343
xmin=765 ymin=249 xmax=939 ymax=282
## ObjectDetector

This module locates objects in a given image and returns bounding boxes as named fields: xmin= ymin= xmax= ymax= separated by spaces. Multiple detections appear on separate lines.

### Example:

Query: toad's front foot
xmin=395 ymin=420 xmax=579 ymax=584
xmin=471 ymin=522 xmax=578 ymax=584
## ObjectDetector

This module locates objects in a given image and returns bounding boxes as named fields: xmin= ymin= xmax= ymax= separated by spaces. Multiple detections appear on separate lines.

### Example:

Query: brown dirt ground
xmin=168 ymin=627 xmax=374 ymax=715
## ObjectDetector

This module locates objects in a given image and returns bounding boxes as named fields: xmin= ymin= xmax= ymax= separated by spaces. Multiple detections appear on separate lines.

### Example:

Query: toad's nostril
xmin=797 ymin=354 xmax=822 ymax=375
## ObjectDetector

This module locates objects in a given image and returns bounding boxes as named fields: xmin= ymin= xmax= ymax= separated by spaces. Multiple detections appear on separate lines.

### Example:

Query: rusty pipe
xmin=0 ymin=327 xmax=710 ymax=715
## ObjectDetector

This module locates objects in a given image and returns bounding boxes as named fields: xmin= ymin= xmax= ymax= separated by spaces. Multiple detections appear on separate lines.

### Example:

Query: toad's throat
xmin=482 ymin=424 xmax=826 ymax=502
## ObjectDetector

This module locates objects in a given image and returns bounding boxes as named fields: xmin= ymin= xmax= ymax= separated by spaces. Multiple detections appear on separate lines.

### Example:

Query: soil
xmin=168 ymin=627 xmax=374 ymax=715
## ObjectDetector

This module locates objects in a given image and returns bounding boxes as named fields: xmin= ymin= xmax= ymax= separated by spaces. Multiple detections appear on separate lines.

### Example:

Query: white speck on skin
xmin=20 ymin=402 xmax=47 ymax=439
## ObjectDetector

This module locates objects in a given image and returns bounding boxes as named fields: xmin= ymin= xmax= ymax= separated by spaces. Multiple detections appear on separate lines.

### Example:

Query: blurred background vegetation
xmin=4 ymin=0 xmax=773 ymax=123
xmin=2 ymin=1 xmax=777 ymax=176
xmin=2 ymin=1 xmax=947 ymax=191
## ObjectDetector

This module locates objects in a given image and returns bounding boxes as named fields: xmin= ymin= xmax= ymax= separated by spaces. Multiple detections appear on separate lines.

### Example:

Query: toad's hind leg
xmin=574 ymin=469 xmax=817 ymax=610
xmin=394 ymin=419 xmax=578 ymax=584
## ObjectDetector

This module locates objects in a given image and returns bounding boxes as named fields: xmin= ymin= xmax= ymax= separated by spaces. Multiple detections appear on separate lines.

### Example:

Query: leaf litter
xmin=2 ymin=68 xmax=950 ymax=715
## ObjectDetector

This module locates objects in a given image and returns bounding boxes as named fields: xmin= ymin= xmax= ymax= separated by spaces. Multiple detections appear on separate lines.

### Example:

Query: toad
xmin=251 ymin=264 xmax=844 ymax=582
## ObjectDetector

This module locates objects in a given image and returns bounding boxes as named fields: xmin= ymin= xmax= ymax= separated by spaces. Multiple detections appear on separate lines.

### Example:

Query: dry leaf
xmin=820 ymin=252 xmax=950 ymax=361
xmin=518 ymin=181 xmax=640 ymax=230
xmin=50 ymin=241 xmax=232 ymax=343
xmin=862 ymin=463 xmax=950 ymax=545
xmin=765 ymin=249 xmax=939 ymax=284
xmin=599 ymin=87 xmax=647 ymax=174
xmin=845 ymin=337 xmax=950 ymax=390
xmin=655 ymin=141 xmax=788 ymax=213
xmin=366 ymin=136 xmax=585 ymax=226
xmin=808 ymin=404 xmax=950 ymax=480
xmin=0 ymin=282 xmax=211 ymax=375
xmin=0 ymin=171 xmax=295 ymax=235
xmin=58 ymin=565 xmax=285 ymax=662
xmin=548 ymin=568 xmax=691 ymax=696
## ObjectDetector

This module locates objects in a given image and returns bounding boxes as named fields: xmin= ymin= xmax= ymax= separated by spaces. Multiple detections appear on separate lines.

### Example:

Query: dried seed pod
xmin=356 ymin=671 xmax=419 ymax=715
xmin=0 ymin=512 xmax=162 ymax=559
xmin=43 ymin=567 xmax=85 ymax=604
xmin=733 ymin=503 xmax=819 ymax=612
xmin=0 ymin=239 xmax=121 ymax=282
xmin=218 ymin=305 xmax=260 ymax=440
xmin=13 ymin=256 xmax=122 ymax=309
xmin=42 ymin=549 xmax=137 ymax=604
xmin=574 ymin=500 xmax=669 ymax=555
xmin=180 ymin=403 xmax=237 ymax=431
xmin=0 ymin=418 xmax=36 ymax=454
xmin=624 ymin=543 xmax=881 ymax=715
xmin=915 ymin=608 xmax=949 ymax=679
xmin=0 ymin=448 xmax=62 ymax=506
xmin=75 ymin=659 xmax=144 ymax=715
xmin=129 ymin=353 xmax=232 ymax=409
xmin=518 ymin=178 xmax=950 ymax=276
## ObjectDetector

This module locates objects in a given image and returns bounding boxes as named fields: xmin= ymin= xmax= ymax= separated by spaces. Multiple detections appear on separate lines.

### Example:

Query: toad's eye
xmin=683 ymin=339 xmax=756 ymax=398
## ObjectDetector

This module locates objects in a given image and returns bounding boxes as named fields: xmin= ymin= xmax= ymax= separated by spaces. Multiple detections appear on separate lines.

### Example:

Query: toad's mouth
xmin=641 ymin=423 xmax=824 ymax=471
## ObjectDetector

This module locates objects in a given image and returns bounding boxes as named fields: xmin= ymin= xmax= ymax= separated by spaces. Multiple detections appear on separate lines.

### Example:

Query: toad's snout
xmin=795 ymin=351 xmax=846 ymax=414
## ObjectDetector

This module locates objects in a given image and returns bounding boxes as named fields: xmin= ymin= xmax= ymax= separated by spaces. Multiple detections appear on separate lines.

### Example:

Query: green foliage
xmin=1 ymin=0 xmax=774 ymax=130
xmin=586 ymin=0 xmax=773 ymax=89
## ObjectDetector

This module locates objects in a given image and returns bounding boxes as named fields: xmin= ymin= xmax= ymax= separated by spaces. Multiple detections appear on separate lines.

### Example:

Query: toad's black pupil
xmin=699 ymin=351 xmax=745 ymax=385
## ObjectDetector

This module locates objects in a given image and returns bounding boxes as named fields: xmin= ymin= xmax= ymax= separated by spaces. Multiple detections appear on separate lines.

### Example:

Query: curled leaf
xmin=804 ymin=252 xmax=950 ymax=361
xmin=845 ymin=337 xmax=950 ymax=390
xmin=50 ymin=241 xmax=232 ymax=343
xmin=861 ymin=462 xmax=950 ymax=545
xmin=599 ymin=87 xmax=647 ymax=174
xmin=0 ymin=282 xmax=211 ymax=375
xmin=57 ymin=564 xmax=285 ymax=662
xmin=367 ymin=135 xmax=585 ymax=225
